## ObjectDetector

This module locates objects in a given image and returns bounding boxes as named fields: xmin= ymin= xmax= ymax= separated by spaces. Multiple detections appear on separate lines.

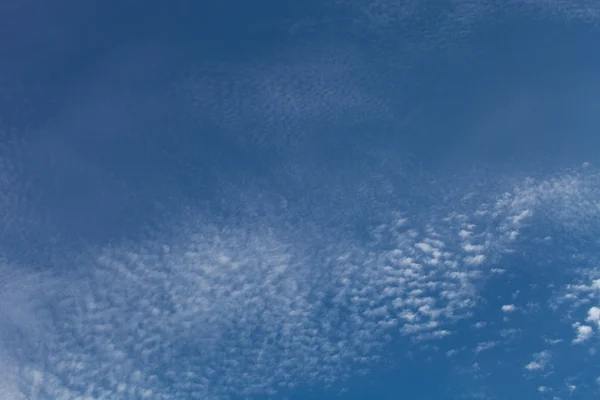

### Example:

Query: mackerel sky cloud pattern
xmin=0 ymin=1 xmax=599 ymax=399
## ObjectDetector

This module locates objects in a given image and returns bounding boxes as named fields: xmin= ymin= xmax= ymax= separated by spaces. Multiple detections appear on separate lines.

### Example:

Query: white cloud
xmin=2 ymin=154 xmax=600 ymax=398
xmin=465 ymin=254 xmax=486 ymax=265
xmin=587 ymin=307 xmax=600 ymax=327
xmin=459 ymin=229 xmax=472 ymax=239
xmin=414 ymin=330 xmax=452 ymax=342
xmin=475 ymin=341 xmax=499 ymax=354
xmin=462 ymin=243 xmax=485 ymax=253
xmin=30 ymin=166 xmax=600 ymax=397
xmin=501 ymin=304 xmax=516 ymax=313
xmin=0 ymin=353 xmax=26 ymax=400
xmin=525 ymin=362 xmax=543 ymax=371
xmin=525 ymin=351 xmax=551 ymax=371
xmin=415 ymin=242 xmax=435 ymax=253
xmin=572 ymin=323 xmax=593 ymax=344
xmin=446 ymin=349 xmax=459 ymax=357
xmin=1 ymin=201 xmax=505 ymax=398
xmin=545 ymin=338 xmax=563 ymax=345
xmin=500 ymin=328 xmax=520 ymax=341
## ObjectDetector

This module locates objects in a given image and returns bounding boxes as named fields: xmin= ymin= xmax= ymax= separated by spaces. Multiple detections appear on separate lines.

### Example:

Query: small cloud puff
xmin=501 ymin=304 xmax=516 ymax=313
xmin=525 ymin=350 xmax=551 ymax=371
xmin=587 ymin=307 xmax=600 ymax=327
xmin=572 ymin=323 xmax=593 ymax=344
xmin=472 ymin=321 xmax=486 ymax=329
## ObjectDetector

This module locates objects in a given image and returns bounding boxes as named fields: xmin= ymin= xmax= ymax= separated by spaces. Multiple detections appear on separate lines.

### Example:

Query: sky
xmin=1 ymin=1 xmax=600 ymax=399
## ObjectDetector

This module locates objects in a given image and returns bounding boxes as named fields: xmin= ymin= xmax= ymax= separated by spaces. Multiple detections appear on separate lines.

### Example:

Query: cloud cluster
xmin=0 ymin=164 xmax=597 ymax=399
xmin=1 ymin=2 xmax=599 ymax=400
xmin=557 ymin=270 xmax=600 ymax=347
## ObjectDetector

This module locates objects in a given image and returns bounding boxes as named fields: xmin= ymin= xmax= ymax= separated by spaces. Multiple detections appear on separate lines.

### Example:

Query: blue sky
xmin=1 ymin=1 xmax=600 ymax=399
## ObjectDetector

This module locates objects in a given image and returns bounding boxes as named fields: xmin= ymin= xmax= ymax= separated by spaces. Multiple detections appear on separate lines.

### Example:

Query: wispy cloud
xmin=183 ymin=45 xmax=391 ymax=151
xmin=475 ymin=341 xmax=499 ymax=354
